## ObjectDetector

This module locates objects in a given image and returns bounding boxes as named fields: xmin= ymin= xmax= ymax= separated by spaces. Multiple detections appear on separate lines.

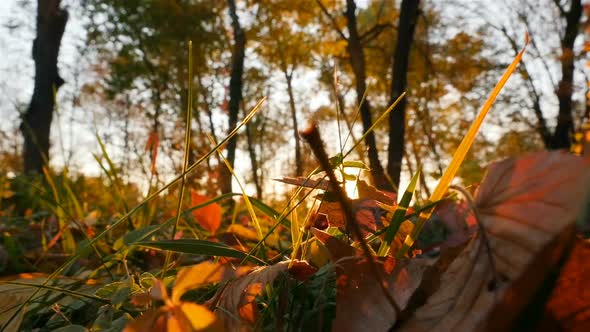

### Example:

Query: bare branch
xmin=552 ymin=0 xmax=567 ymax=17
xmin=360 ymin=23 xmax=393 ymax=44
xmin=314 ymin=0 xmax=349 ymax=41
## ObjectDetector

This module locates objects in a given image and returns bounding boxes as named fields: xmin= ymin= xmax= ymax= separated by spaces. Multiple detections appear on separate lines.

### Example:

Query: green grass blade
xmin=137 ymin=239 xmax=266 ymax=265
xmin=377 ymin=170 xmax=420 ymax=257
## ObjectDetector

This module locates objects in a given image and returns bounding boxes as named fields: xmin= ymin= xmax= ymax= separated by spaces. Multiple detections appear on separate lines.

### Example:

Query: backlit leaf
xmin=172 ymin=261 xmax=247 ymax=303
xmin=191 ymin=191 xmax=222 ymax=235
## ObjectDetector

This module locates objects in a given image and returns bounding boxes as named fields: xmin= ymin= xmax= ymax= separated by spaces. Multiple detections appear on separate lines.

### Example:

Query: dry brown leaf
xmin=356 ymin=179 xmax=397 ymax=205
xmin=333 ymin=256 xmax=437 ymax=332
xmin=0 ymin=292 xmax=28 ymax=332
xmin=538 ymin=238 xmax=590 ymax=331
xmin=316 ymin=180 xmax=395 ymax=234
xmin=309 ymin=227 xmax=437 ymax=331
xmin=211 ymin=260 xmax=313 ymax=331
xmin=398 ymin=151 xmax=590 ymax=332
xmin=274 ymin=176 xmax=333 ymax=191
xmin=310 ymin=227 xmax=357 ymax=261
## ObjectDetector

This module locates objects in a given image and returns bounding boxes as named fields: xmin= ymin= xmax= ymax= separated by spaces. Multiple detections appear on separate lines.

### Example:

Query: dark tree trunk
xmin=388 ymin=0 xmax=420 ymax=192
xmin=21 ymin=0 xmax=68 ymax=174
xmin=285 ymin=73 xmax=303 ymax=176
xmin=221 ymin=0 xmax=246 ymax=194
xmin=245 ymin=118 xmax=263 ymax=198
xmin=345 ymin=0 xmax=389 ymax=190
xmin=552 ymin=0 xmax=582 ymax=149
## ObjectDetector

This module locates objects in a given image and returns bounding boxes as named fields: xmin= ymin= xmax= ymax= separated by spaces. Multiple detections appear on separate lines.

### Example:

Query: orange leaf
xmin=179 ymin=302 xmax=219 ymax=331
xmin=225 ymin=224 xmax=258 ymax=242
xmin=172 ymin=261 xmax=237 ymax=303
xmin=542 ymin=238 xmax=590 ymax=330
xmin=145 ymin=131 xmax=160 ymax=175
xmin=212 ymin=260 xmax=313 ymax=330
xmin=123 ymin=309 xmax=165 ymax=332
xmin=191 ymin=191 xmax=222 ymax=234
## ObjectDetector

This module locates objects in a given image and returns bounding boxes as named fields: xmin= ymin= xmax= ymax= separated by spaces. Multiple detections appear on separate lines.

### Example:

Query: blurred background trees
xmin=1 ymin=0 xmax=589 ymax=200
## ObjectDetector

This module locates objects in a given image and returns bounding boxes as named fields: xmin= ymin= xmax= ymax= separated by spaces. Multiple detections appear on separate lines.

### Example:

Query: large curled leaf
xmin=333 ymin=256 xmax=436 ymax=332
xmin=398 ymin=151 xmax=590 ymax=331
xmin=310 ymin=228 xmax=437 ymax=331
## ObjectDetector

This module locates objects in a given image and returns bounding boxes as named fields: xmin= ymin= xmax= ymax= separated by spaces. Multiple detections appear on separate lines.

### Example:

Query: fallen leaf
xmin=225 ymin=224 xmax=258 ymax=242
xmin=332 ymin=256 xmax=436 ymax=332
xmin=172 ymin=261 xmax=245 ymax=303
xmin=356 ymin=179 xmax=397 ymax=205
xmin=317 ymin=198 xmax=387 ymax=237
xmin=191 ymin=191 xmax=222 ymax=235
xmin=398 ymin=151 xmax=590 ymax=332
xmin=539 ymin=237 xmax=590 ymax=331
xmin=274 ymin=176 xmax=333 ymax=191
xmin=310 ymin=228 xmax=357 ymax=261
xmin=211 ymin=260 xmax=313 ymax=331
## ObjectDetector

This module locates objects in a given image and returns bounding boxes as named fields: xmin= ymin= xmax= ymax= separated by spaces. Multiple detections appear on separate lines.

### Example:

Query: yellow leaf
xmin=172 ymin=261 xmax=234 ymax=303
xmin=180 ymin=302 xmax=219 ymax=331
xmin=167 ymin=307 xmax=193 ymax=332
xmin=226 ymin=224 xmax=258 ymax=242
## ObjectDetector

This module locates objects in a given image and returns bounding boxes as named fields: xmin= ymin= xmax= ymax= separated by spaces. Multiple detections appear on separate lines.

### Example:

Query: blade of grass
xmin=208 ymin=134 xmax=263 ymax=239
xmin=377 ymin=169 xmax=420 ymax=257
xmin=137 ymin=239 xmax=266 ymax=265
xmin=0 ymin=281 xmax=111 ymax=305
xmin=162 ymin=41 xmax=195 ymax=274
xmin=172 ymin=40 xmax=194 ymax=240
xmin=343 ymin=92 xmax=405 ymax=160
xmin=42 ymin=167 xmax=76 ymax=253
xmin=396 ymin=33 xmax=529 ymax=258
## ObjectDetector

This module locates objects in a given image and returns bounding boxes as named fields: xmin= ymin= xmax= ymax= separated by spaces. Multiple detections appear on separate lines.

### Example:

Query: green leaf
xmin=113 ymin=225 xmax=160 ymax=251
xmin=136 ymin=239 xmax=266 ymax=265
xmin=341 ymin=160 xmax=369 ymax=170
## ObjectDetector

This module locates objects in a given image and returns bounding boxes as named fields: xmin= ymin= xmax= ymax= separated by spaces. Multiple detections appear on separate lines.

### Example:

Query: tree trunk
xmin=552 ymin=0 xmax=582 ymax=149
xmin=21 ymin=0 xmax=68 ymax=174
xmin=221 ymin=0 xmax=246 ymax=195
xmin=245 ymin=118 xmax=263 ymax=198
xmin=285 ymin=73 xmax=303 ymax=176
xmin=345 ymin=0 xmax=389 ymax=190
xmin=387 ymin=0 xmax=420 ymax=192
